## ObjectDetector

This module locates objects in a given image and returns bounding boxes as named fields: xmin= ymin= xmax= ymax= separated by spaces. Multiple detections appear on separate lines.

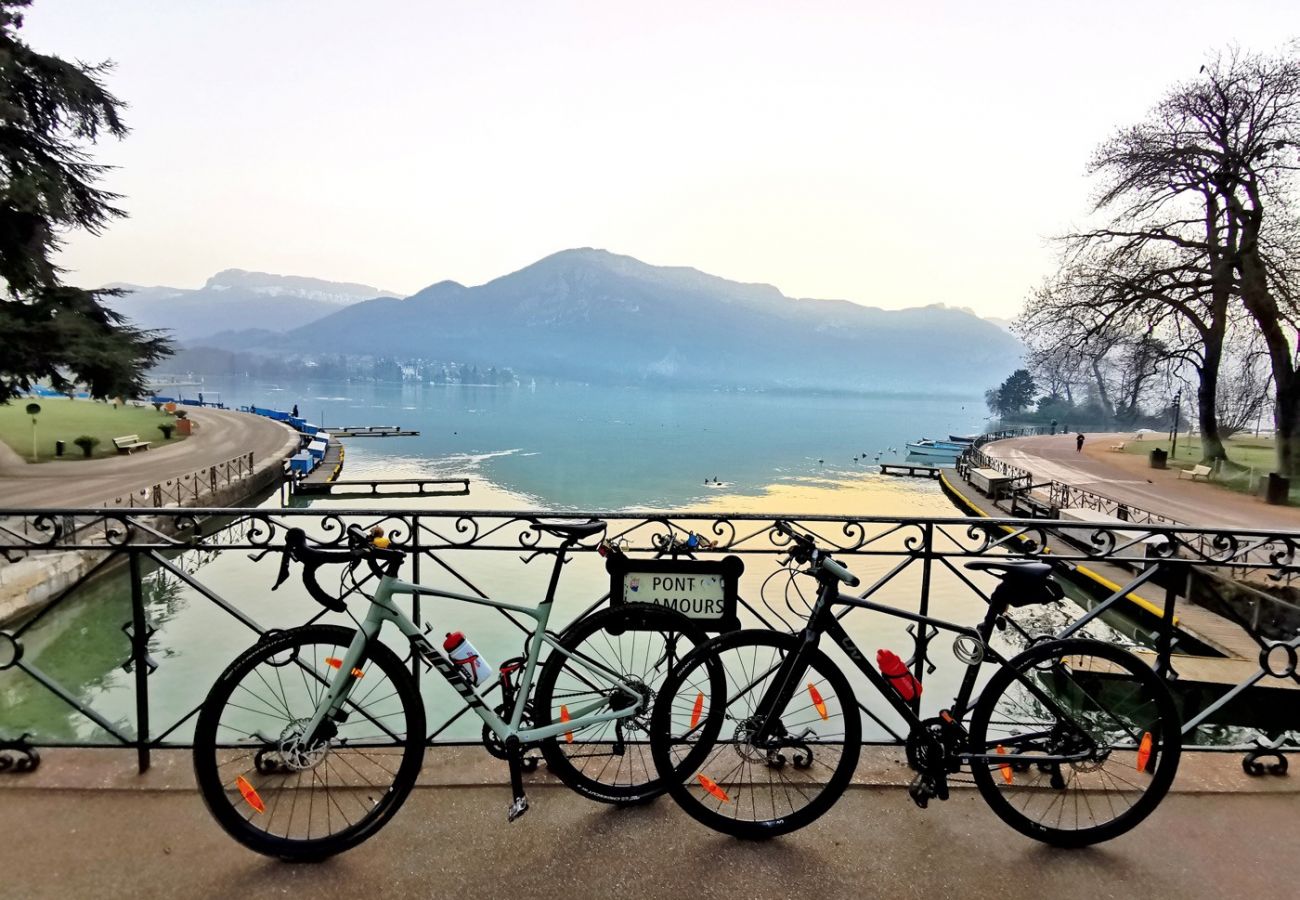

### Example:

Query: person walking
xmin=1076 ymin=432 xmax=1085 ymax=453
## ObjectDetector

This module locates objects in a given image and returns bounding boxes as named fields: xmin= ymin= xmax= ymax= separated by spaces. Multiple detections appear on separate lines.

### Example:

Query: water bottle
xmin=877 ymin=648 xmax=923 ymax=701
xmin=443 ymin=631 xmax=492 ymax=688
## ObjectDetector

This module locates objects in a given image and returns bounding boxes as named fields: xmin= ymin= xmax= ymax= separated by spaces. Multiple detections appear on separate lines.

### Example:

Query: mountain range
xmin=104 ymin=269 xmax=397 ymax=340
xmin=114 ymin=250 xmax=1023 ymax=393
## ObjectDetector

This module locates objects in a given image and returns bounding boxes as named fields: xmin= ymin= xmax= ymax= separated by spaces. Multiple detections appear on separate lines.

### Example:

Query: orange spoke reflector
xmin=236 ymin=775 xmax=265 ymax=814
xmin=350 ymin=667 xmax=365 ymax=678
xmin=325 ymin=658 xmax=342 ymax=669
xmin=690 ymin=692 xmax=704 ymax=729
xmin=698 ymin=774 xmax=729 ymax=803
xmin=1136 ymin=732 xmax=1153 ymax=772
xmin=996 ymin=745 xmax=1013 ymax=785
xmin=808 ymin=683 xmax=828 ymax=721
xmin=560 ymin=705 xmax=573 ymax=743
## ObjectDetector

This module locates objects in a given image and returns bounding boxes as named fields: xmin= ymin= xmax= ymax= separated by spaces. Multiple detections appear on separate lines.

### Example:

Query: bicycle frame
xmin=299 ymin=551 xmax=645 ymax=749
xmin=754 ymin=576 xmax=1104 ymax=765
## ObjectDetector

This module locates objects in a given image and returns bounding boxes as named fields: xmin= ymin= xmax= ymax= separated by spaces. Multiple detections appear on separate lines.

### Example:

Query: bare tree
xmin=1017 ymin=247 xmax=1220 ymax=441
xmin=1124 ymin=48 xmax=1300 ymax=473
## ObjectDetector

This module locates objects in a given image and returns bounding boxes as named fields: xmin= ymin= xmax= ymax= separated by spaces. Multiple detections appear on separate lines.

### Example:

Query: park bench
xmin=1178 ymin=464 xmax=1212 ymax=482
xmin=113 ymin=434 xmax=152 ymax=454
xmin=1109 ymin=441 xmax=1126 ymax=451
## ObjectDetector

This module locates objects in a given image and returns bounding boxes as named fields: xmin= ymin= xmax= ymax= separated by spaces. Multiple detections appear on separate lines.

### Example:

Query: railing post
xmin=128 ymin=550 xmax=152 ymax=773
xmin=911 ymin=522 xmax=935 ymax=714
xmin=1154 ymin=561 xmax=1183 ymax=679
xmin=411 ymin=515 xmax=422 ymax=686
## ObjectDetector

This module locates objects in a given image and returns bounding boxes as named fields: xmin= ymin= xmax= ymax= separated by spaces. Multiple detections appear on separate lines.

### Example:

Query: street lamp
xmin=1170 ymin=390 xmax=1182 ymax=457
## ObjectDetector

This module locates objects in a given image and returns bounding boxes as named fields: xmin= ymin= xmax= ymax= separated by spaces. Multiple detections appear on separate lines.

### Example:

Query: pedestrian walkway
xmin=987 ymin=434 xmax=1300 ymax=528
xmin=3 ymin=780 xmax=1296 ymax=900
xmin=0 ymin=407 xmax=298 ymax=508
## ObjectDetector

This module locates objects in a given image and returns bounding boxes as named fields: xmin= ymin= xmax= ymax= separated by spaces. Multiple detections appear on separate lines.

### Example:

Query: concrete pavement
xmin=3 ymin=782 xmax=1297 ymax=900
xmin=0 ymin=407 xmax=298 ymax=508
xmin=2 ymin=748 xmax=1295 ymax=899
xmin=986 ymin=434 xmax=1300 ymax=528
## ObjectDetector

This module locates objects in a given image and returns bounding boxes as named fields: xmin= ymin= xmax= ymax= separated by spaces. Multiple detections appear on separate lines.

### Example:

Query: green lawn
xmin=1120 ymin=434 xmax=1283 ymax=496
xmin=0 ymin=397 xmax=186 ymax=462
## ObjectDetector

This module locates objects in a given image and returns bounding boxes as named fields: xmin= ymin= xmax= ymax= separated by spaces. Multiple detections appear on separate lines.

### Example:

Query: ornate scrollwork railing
xmin=0 ymin=506 xmax=1297 ymax=776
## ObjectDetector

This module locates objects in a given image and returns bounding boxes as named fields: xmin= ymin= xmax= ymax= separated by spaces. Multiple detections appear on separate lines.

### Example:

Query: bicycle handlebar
xmin=819 ymin=556 xmax=861 ymax=588
xmin=773 ymin=520 xmax=860 ymax=588
xmin=272 ymin=526 xmax=405 ymax=611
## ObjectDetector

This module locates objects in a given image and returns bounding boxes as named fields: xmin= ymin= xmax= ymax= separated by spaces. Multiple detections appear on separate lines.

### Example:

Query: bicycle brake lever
xmin=271 ymin=548 xmax=292 ymax=591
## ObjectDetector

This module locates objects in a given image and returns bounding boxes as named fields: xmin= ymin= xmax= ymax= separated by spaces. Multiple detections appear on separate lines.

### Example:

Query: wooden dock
xmin=328 ymin=425 xmax=420 ymax=437
xmin=297 ymin=477 xmax=470 ymax=498
xmin=297 ymin=439 xmax=344 ymax=491
xmin=880 ymin=463 xmax=941 ymax=479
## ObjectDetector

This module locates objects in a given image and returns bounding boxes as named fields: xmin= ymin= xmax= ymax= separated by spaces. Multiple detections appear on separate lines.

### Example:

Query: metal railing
xmin=1044 ymin=482 xmax=1182 ymax=527
xmin=959 ymin=436 xmax=1239 ymax=565
xmin=103 ymin=451 xmax=256 ymax=509
xmin=957 ymin=447 xmax=1033 ymax=487
xmin=0 ymin=507 xmax=1296 ymax=776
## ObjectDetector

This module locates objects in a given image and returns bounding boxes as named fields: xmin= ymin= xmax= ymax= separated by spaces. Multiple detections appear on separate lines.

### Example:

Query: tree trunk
xmin=1190 ymin=371 xmax=1222 ymax=460
xmin=1235 ymin=207 xmax=1298 ymax=476
xmin=1190 ymin=343 xmax=1222 ymax=463
xmin=1276 ymin=377 xmax=1300 ymax=479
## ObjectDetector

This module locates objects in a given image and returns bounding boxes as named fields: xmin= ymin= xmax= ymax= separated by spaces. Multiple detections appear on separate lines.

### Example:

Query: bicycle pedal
xmin=507 ymin=796 xmax=529 ymax=823
xmin=908 ymin=774 xmax=935 ymax=809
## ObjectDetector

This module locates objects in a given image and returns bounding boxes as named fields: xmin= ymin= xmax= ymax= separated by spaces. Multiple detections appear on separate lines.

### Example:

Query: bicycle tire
xmin=193 ymin=624 xmax=425 ymax=860
xmin=968 ymin=637 xmax=1180 ymax=847
xmin=532 ymin=604 xmax=711 ymax=804
xmin=650 ymin=629 xmax=861 ymax=839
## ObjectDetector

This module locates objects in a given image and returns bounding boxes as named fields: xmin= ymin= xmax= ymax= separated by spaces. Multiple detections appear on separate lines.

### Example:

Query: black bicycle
xmin=650 ymin=521 xmax=1181 ymax=845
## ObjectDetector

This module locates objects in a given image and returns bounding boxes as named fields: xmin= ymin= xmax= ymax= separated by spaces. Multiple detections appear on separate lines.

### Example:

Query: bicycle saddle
xmin=531 ymin=518 xmax=607 ymax=540
xmin=964 ymin=559 xmax=1052 ymax=579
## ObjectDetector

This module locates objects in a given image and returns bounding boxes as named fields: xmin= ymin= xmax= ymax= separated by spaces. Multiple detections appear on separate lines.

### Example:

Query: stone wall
xmin=0 ymin=451 xmax=287 ymax=626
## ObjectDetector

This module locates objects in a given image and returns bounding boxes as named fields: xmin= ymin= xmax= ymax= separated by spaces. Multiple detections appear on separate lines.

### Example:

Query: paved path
xmin=0 ymin=408 xmax=298 ymax=508
xmin=986 ymin=434 xmax=1300 ymax=529
xmin=3 ymin=784 xmax=1297 ymax=900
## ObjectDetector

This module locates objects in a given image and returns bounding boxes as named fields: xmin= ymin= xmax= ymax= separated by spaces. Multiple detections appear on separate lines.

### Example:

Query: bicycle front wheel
xmin=192 ymin=625 xmax=425 ymax=860
xmin=533 ymin=604 xmax=712 ymax=804
xmin=968 ymin=637 xmax=1180 ymax=847
xmin=650 ymin=629 xmax=861 ymax=839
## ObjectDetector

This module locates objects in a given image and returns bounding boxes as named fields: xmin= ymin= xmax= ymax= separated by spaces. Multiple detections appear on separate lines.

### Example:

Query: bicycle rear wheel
xmin=650 ymin=629 xmax=861 ymax=839
xmin=968 ymin=638 xmax=1180 ymax=847
xmin=533 ymin=604 xmax=711 ymax=804
xmin=192 ymin=625 xmax=425 ymax=860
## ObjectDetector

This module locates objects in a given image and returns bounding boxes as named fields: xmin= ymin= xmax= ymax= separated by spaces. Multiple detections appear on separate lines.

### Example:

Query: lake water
xmin=5 ymin=379 xmax=1260 ymax=747
xmin=203 ymin=377 xmax=989 ymax=509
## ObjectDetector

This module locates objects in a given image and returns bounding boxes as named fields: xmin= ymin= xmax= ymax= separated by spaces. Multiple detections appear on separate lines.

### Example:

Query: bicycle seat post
xmin=976 ymin=583 xmax=1010 ymax=642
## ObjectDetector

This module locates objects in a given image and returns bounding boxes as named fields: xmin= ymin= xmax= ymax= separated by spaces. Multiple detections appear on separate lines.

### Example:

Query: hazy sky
xmin=22 ymin=1 xmax=1300 ymax=317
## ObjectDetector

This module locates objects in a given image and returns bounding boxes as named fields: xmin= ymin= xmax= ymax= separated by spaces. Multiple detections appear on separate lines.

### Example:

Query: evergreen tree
xmin=0 ymin=1 xmax=170 ymax=402
xmin=985 ymin=369 xmax=1037 ymax=418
